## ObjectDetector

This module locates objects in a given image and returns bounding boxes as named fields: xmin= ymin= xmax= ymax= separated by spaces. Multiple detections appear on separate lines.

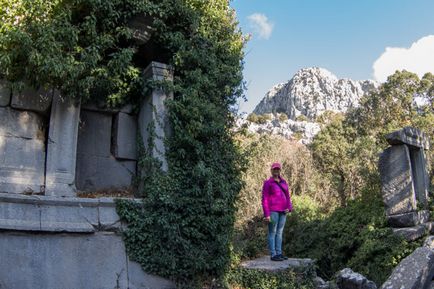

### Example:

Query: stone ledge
xmin=239 ymin=255 xmax=314 ymax=272
xmin=0 ymin=193 xmax=142 ymax=233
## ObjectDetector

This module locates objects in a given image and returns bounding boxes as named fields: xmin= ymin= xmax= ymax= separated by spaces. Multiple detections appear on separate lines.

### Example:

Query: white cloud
xmin=247 ymin=13 xmax=274 ymax=40
xmin=373 ymin=35 xmax=434 ymax=82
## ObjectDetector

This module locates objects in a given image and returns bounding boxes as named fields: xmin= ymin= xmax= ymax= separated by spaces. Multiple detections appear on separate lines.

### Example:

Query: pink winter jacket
xmin=261 ymin=177 xmax=293 ymax=217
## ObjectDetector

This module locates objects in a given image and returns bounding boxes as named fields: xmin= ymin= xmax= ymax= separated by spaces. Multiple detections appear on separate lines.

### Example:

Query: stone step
xmin=240 ymin=255 xmax=315 ymax=274
xmin=392 ymin=224 xmax=427 ymax=241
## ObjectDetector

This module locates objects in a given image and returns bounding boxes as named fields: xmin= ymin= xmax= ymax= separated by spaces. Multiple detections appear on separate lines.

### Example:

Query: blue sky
xmin=231 ymin=0 xmax=434 ymax=113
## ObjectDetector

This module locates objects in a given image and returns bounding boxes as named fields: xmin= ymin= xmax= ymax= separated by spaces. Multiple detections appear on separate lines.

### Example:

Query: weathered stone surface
xmin=387 ymin=210 xmax=430 ymax=227
xmin=379 ymin=145 xmax=417 ymax=215
xmin=45 ymin=93 xmax=81 ymax=197
xmin=314 ymin=276 xmax=330 ymax=289
xmin=381 ymin=247 xmax=434 ymax=289
xmin=393 ymin=225 xmax=426 ymax=241
xmin=239 ymin=255 xmax=315 ymax=273
xmin=0 ymin=79 xmax=11 ymax=106
xmin=0 ymin=231 xmax=175 ymax=289
xmin=76 ymin=110 xmax=136 ymax=191
xmin=336 ymin=268 xmax=377 ymax=289
xmin=11 ymin=85 xmax=53 ymax=114
xmin=112 ymin=112 xmax=137 ymax=160
xmin=139 ymin=62 xmax=173 ymax=172
xmin=0 ymin=107 xmax=46 ymax=194
xmin=386 ymin=126 xmax=430 ymax=150
xmin=409 ymin=147 xmax=430 ymax=208
xmin=423 ymin=236 xmax=434 ymax=250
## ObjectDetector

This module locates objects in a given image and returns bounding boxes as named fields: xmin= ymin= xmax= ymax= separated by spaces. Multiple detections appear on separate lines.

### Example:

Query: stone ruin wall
xmin=0 ymin=61 xmax=171 ymax=197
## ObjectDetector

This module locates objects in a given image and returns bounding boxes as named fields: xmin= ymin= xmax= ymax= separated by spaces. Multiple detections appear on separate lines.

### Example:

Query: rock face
xmin=253 ymin=67 xmax=377 ymax=121
xmin=236 ymin=116 xmax=321 ymax=144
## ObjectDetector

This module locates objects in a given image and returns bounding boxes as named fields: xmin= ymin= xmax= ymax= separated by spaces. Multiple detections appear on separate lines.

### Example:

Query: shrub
xmin=279 ymin=113 xmax=289 ymax=122
xmin=296 ymin=114 xmax=309 ymax=122
xmin=284 ymin=193 xmax=421 ymax=285
xmin=225 ymin=267 xmax=315 ymax=289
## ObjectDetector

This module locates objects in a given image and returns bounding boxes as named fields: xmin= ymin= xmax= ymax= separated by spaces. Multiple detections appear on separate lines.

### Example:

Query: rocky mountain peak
xmin=253 ymin=67 xmax=378 ymax=121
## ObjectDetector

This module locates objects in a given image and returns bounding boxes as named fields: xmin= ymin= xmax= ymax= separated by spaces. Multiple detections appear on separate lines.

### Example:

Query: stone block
xmin=77 ymin=110 xmax=112 ymax=158
xmin=387 ymin=210 xmax=430 ymax=227
xmin=0 ymin=79 xmax=11 ymax=106
xmin=0 ymin=107 xmax=46 ymax=194
xmin=98 ymin=202 xmax=122 ymax=231
xmin=336 ymin=268 xmax=377 ymax=289
xmin=385 ymin=126 xmax=429 ymax=150
xmin=40 ymin=204 xmax=98 ymax=228
xmin=0 ymin=201 xmax=40 ymax=231
xmin=128 ymin=259 xmax=177 ymax=289
xmin=75 ymin=110 xmax=137 ymax=192
xmin=409 ymin=148 xmax=430 ymax=208
xmin=76 ymin=154 xmax=136 ymax=191
xmin=11 ymin=85 xmax=53 ymax=114
xmin=0 ymin=231 xmax=174 ymax=289
xmin=381 ymin=247 xmax=434 ymax=289
xmin=112 ymin=112 xmax=137 ymax=160
xmin=393 ymin=225 xmax=426 ymax=241
xmin=45 ymin=93 xmax=81 ymax=197
xmin=379 ymin=145 xmax=417 ymax=215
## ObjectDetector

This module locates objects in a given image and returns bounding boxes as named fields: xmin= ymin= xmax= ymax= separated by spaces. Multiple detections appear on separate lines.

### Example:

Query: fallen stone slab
xmin=336 ymin=268 xmax=377 ymax=289
xmin=393 ymin=225 xmax=427 ymax=241
xmin=381 ymin=247 xmax=434 ymax=289
xmin=387 ymin=210 xmax=430 ymax=227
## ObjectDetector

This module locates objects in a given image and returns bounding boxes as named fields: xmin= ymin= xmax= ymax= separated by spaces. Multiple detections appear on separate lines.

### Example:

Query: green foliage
xmin=285 ymin=193 xmax=422 ymax=285
xmin=311 ymin=70 xmax=434 ymax=205
xmin=0 ymin=0 xmax=147 ymax=105
xmin=278 ymin=113 xmax=289 ymax=122
xmin=114 ymin=1 xmax=246 ymax=287
xmin=295 ymin=114 xmax=309 ymax=122
xmin=225 ymin=267 xmax=315 ymax=289
xmin=246 ymin=113 xmax=272 ymax=124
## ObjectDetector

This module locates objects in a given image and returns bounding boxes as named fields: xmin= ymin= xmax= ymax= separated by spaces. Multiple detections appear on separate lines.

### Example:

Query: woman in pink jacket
xmin=261 ymin=162 xmax=293 ymax=261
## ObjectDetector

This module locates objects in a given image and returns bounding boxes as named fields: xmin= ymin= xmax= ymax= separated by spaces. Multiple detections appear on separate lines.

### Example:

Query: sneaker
xmin=277 ymin=254 xmax=288 ymax=260
xmin=270 ymin=255 xmax=284 ymax=261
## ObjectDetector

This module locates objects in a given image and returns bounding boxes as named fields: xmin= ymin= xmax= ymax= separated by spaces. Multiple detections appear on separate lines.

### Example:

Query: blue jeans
xmin=268 ymin=211 xmax=287 ymax=257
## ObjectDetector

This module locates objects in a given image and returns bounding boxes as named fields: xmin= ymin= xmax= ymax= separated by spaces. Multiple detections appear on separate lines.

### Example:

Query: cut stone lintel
xmin=11 ymin=84 xmax=53 ymax=114
xmin=45 ymin=92 xmax=81 ymax=197
xmin=379 ymin=145 xmax=417 ymax=215
xmin=139 ymin=62 xmax=173 ymax=172
xmin=385 ymin=126 xmax=430 ymax=150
